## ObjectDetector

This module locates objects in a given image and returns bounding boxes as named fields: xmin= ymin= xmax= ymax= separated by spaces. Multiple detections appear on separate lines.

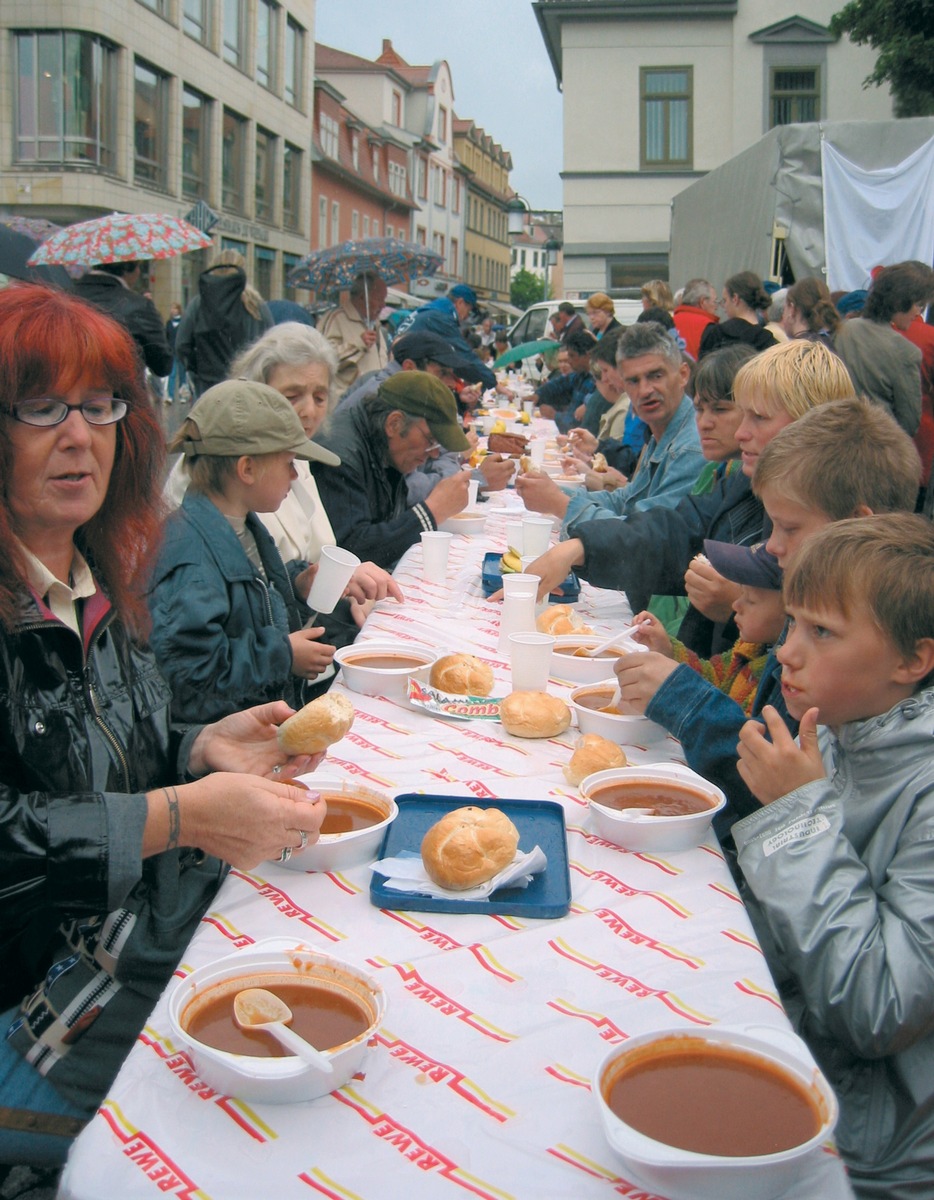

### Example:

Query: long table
xmin=59 ymin=494 xmax=853 ymax=1200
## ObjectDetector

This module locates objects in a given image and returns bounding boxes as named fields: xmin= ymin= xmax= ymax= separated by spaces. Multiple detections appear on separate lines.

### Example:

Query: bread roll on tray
xmin=421 ymin=806 xmax=520 ymax=890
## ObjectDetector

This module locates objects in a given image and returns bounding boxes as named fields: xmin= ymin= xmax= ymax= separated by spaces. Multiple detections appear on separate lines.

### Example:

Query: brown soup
xmin=574 ymin=689 xmax=621 ymax=714
xmin=589 ymin=779 xmax=713 ymax=817
xmin=184 ymin=980 xmax=370 ymax=1058
xmin=344 ymin=653 xmax=429 ymax=671
xmin=319 ymin=794 xmax=387 ymax=835
xmin=604 ymin=1038 xmax=821 ymax=1157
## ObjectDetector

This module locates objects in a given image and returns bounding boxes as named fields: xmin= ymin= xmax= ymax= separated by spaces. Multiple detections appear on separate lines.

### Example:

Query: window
xmin=285 ymin=19 xmax=304 ymax=108
xmin=256 ymin=0 xmax=278 ymax=91
xmin=450 ymin=237 xmax=458 ymax=277
xmin=416 ymin=225 xmax=427 ymax=246
xmin=363 ymin=215 xmax=370 ymax=237
xmin=385 ymin=223 xmax=393 ymax=239
xmin=320 ymin=112 xmax=339 ymax=159
xmin=351 ymin=132 xmax=360 ymax=172
xmin=389 ymin=161 xmax=407 ymax=197
xmin=222 ymin=107 xmax=247 ymax=212
xmin=283 ymin=252 xmax=300 ymax=297
xmin=640 ymin=67 xmax=692 ymax=168
xmin=351 ymin=210 xmax=359 ymax=239
xmin=391 ymin=90 xmax=402 ymax=126
xmin=416 ymin=156 xmax=427 ymax=200
xmin=433 ymin=166 xmax=447 ymax=207
xmin=183 ymin=0 xmax=207 ymax=43
xmin=438 ymin=104 xmax=447 ymax=143
xmin=15 ymin=31 xmax=116 ymax=168
xmin=331 ymin=200 xmax=340 ymax=246
xmin=282 ymin=142 xmax=300 ymax=230
xmin=223 ymin=0 xmax=244 ymax=68
xmin=452 ymin=178 xmax=461 ymax=215
xmin=770 ymin=68 xmax=820 ymax=127
xmin=137 ymin=0 xmax=168 ymax=15
xmin=432 ymin=231 xmax=444 ymax=260
xmin=182 ymin=87 xmax=209 ymax=200
xmin=255 ymin=127 xmax=275 ymax=221
xmin=254 ymin=246 xmax=274 ymax=300
xmin=318 ymin=194 xmax=328 ymax=245
xmin=372 ymin=219 xmax=379 ymax=237
xmin=134 ymin=60 xmax=168 ymax=189
xmin=371 ymin=145 xmax=380 ymax=183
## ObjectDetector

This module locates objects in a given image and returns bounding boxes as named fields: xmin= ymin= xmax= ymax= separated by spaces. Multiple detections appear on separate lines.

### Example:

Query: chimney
xmin=382 ymin=39 xmax=393 ymax=56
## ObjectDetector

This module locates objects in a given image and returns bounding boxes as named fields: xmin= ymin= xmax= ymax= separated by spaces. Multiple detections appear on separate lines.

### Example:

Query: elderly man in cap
xmin=393 ymin=284 xmax=496 ymax=391
xmin=310 ymin=371 xmax=472 ymax=569
xmin=318 ymin=270 xmax=389 ymax=391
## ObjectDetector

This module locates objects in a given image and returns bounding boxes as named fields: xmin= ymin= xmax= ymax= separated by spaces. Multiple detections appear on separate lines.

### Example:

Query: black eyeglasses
xmin=11 ymin=397 xmax=128 ymax=428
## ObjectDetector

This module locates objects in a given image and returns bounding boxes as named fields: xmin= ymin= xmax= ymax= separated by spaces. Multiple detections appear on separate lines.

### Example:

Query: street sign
xmin=185 ymin=200 xmax=219 ymax=234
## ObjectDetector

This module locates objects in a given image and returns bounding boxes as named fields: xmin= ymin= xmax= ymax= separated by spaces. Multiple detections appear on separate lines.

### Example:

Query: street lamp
xmin=543 ymin=236 xmax=561 ymax=300
xmin=507 ymin=196 xmax=530 ymax=238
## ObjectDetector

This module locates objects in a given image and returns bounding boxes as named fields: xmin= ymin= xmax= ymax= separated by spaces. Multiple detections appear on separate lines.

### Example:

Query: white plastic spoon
xmin=233 ymin=988 xmax=334 ymax=1073
xmin=575 ymin=620 xmax=651 ymax=658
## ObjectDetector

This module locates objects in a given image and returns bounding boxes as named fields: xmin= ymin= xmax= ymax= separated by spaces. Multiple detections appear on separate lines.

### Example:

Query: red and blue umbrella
xmin=28 ymin=212 xmax=213 ymax=267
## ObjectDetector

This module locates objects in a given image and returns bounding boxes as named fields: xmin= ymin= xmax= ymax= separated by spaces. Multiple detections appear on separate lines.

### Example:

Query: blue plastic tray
xmin=482 ymin=552 xmax=580 ymax=603
xmin=370 ymin=795 xmax=571 ymax=918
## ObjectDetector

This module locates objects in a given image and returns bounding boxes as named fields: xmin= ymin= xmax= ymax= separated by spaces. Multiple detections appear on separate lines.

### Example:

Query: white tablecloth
xmin=60 ymin=496 xmax=853 ymax=1200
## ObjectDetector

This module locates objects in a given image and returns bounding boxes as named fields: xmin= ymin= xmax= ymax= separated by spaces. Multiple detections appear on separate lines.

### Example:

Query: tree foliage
xmin=510 ymin=267 xmax=548 ymax=310
xmin=830 ymin=0 xmax=934 ymax=117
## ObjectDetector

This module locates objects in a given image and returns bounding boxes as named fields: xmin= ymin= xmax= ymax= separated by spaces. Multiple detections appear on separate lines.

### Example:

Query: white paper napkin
xmin=373 ymin=847 xmax=547 ymax=900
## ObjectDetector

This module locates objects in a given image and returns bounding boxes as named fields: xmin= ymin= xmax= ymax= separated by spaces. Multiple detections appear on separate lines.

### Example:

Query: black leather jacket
xmin=0 ymin=587 xmax=223 ymax=1012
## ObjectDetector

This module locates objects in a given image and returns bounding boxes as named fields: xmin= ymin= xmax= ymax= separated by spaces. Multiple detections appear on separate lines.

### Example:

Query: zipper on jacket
xmin=83 ymin=613 xmax=133 ymax=794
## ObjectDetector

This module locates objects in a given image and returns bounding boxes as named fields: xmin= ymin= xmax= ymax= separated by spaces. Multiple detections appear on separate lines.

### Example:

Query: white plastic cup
xmin=467 ymin=477 xmax=480 ymax=509
xmin=504 ymin=520 xmax=524 ymax=556
xmin=522 ymin=516 xmax=553 ymax=558
xmin=420 ymin=531 xmax=453 ymax=584
xmin=306 ymin=545 xmax=361 ymax=615
xmin=481 ymin=413 xmax=496 ymax=435
xmin=509 ymin=632 xmax=555 ymax=692
xmin=501 ymin=572 xmax=540 ymax=598
xmin=498 ymin=593 xmax=537 ymax=651
xmin=529 ymin=438 xmax=546 ymax=467
xmin=522 ymin=398 xmax=535 ymax=416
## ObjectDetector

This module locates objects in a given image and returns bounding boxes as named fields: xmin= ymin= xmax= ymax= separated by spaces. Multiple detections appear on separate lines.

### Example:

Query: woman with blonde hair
xmin=176 ymin=249 xmax=273 ymax=397
xmin=640 ymin=279 xmax=674 ymax=312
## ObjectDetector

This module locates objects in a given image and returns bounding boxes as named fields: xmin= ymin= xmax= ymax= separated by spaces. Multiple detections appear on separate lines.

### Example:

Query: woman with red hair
xmin=0 ymin=285 xmax=326 ymax=1168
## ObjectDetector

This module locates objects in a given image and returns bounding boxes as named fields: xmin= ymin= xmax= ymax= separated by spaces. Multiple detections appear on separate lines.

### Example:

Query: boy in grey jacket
xmin=734 ymin=514 xmax=934 ymax=1197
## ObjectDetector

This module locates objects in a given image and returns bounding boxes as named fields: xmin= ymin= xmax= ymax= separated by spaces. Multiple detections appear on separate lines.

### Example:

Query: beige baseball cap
xmin=179 ymin=379 xmax=341 ymax=466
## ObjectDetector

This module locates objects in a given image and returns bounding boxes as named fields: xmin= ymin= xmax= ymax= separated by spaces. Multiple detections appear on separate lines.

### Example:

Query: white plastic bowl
xmin=580 ymin=763 xmax=726 ymax=852
xmin=440 ymin=510 xmax=487 ymax=535
xmin=568 ymin=680 xmax=665 ymax=745
xmin=334 ymin=642 xmax=438 ymax=698
xmin=593 ymin=1025 xmax=838 ymax=1200
xmin=273 ymin=777 xmax=397 ymax=872
xmin=168 ymin=945 xmax=386 ymax=1103
xmin=551 ymin=634 xmax=643 ymax=684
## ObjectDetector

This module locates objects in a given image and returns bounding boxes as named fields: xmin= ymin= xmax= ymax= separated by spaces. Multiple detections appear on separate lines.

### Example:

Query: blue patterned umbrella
xmin=287 ymin=237 xmax=443 ymax=294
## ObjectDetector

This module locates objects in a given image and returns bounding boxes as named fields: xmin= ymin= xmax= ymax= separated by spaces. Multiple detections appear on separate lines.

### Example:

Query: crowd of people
xmin=1 ymin=253 xmax=933 ymax=1199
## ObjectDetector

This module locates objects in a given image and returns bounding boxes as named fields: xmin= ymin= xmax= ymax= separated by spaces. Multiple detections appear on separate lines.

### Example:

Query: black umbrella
xmin=0 ymin=224 xmax=74 ymax=290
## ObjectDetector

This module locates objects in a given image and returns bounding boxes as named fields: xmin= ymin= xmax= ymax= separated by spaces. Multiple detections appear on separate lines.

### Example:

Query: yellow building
xmin=453 ymin=117 xmax=512 ymax=307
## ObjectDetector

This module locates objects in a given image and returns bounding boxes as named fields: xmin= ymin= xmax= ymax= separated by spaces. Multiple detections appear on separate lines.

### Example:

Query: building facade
xmin=0 ymin=0 xmax=315 ymax=310
xmin=453 ymin=118 xmax=512 ymax=305
xmin=533 ymin=0 xmax=895 ymax=294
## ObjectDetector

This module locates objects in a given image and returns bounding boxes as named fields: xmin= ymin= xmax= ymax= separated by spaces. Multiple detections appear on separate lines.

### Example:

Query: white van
xmin=506 ymin=295 xmax=643 ymax=347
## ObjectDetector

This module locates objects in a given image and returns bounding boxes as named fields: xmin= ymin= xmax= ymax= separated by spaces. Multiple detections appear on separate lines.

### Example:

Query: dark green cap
xmin=377 ymin=371 xmax=470 ymax=452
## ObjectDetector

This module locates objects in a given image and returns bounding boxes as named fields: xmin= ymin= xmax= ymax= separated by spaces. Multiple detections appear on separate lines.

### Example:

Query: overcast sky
xmin=314 ymin=0 xmax=565 ymax=210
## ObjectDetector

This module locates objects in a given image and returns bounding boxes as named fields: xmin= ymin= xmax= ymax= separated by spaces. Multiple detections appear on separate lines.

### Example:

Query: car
xmin=503 ymin=295 xmax=644 ymax=378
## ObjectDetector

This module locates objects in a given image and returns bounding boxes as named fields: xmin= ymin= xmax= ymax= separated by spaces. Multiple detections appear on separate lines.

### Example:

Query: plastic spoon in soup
xmin=574 ymin=619 xmax=652 ymax=658
xmin=233 ymin=988 xmax=334 ymax=1073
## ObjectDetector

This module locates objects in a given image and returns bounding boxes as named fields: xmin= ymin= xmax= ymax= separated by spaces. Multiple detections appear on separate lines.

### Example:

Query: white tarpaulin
xmin=822 ymin=136 xmax=934 ymax=291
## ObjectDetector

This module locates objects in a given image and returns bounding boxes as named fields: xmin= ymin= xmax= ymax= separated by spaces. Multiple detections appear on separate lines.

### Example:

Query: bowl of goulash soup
xmin=579 ymin=763 xmax=725 ymax=852
xmin=334 ymin=641 xmax=438 ymax=698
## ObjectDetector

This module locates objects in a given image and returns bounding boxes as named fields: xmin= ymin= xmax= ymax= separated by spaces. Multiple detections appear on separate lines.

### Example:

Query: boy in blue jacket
xmin=613 ymin=397 xmax=921 ymax=836
xmin=148 ymin=380 xmax=341 ymax=723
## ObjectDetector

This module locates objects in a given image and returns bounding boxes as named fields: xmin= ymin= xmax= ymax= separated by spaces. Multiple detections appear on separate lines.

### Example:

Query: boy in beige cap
xmin=148 ymin=379 xmax=342 ymax=723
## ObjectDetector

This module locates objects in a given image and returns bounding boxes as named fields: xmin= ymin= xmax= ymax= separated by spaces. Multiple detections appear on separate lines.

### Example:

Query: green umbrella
xmin=494 ymin=338 xmax=561 ymax=368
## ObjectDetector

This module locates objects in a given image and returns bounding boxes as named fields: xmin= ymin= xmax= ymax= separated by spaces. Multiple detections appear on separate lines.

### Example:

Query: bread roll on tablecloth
xmin=421 ymin=806 xmax=520 ymax=890
xmin=429 ymin=653 xmax=495 ymax=697
xmin=499 ymin=691 xmax=571 ymax=739
xmin=563 ymin=733 xmax=627 ymax=785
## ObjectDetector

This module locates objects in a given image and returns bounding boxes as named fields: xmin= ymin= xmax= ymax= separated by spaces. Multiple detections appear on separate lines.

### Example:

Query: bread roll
xmin=500 ymin=691 xmax=571 ymax=739
xmin=421 ymin=806 xmax=520 ymax=890
xmin=276 ymin=693 xmax=355 ymax=755
xmin=563 ymin=733 xmax=627 ymax=785
xmin=429 ymin=653 xmax=495 ymax=697
xmin=536 ymin=605 xmax=594 ymax=637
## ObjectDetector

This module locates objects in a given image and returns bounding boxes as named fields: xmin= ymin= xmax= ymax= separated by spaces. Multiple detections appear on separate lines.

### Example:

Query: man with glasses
xmin=310 ymin=371 xmax=472 ymax=569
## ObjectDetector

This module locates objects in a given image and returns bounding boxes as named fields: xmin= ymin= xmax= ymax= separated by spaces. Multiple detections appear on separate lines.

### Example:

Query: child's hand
xmin=684 ymin=557 xmax=741 ymax=623
xmin=737 ymin=706 xmax=824 ymax=805
xmin=613 ymin=651 xmax=679 ymax=715
xmin=288 ymin=628 xmax=337 ymax=681
xmin=629 ymin=610 xmax=672 ymax=657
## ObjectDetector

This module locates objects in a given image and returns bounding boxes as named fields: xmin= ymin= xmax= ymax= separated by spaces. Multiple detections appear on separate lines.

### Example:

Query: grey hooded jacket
xmin=733 ymin=688 xmax=934 ymax=1198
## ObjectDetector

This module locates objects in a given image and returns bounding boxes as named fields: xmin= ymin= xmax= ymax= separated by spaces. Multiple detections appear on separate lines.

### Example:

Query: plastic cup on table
xmin=306 ymin=545 xmax=361 ymax=616
xmin=420 ymin=531 xmax=453 ymax=584
xmin=467 ymin=477 xmax=480 ymax=509
xmin=504 ymin=520 xmax=524 ymax=556
xmin=529 ymin=438 xmax=546 ymax=467
xmin=522 ymin=398 xmax=535 ymax=417
xmin=509 ymin=632 xmax=555 ymax=692
xmin=522 ymin=515 xmax=553 ymax=558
